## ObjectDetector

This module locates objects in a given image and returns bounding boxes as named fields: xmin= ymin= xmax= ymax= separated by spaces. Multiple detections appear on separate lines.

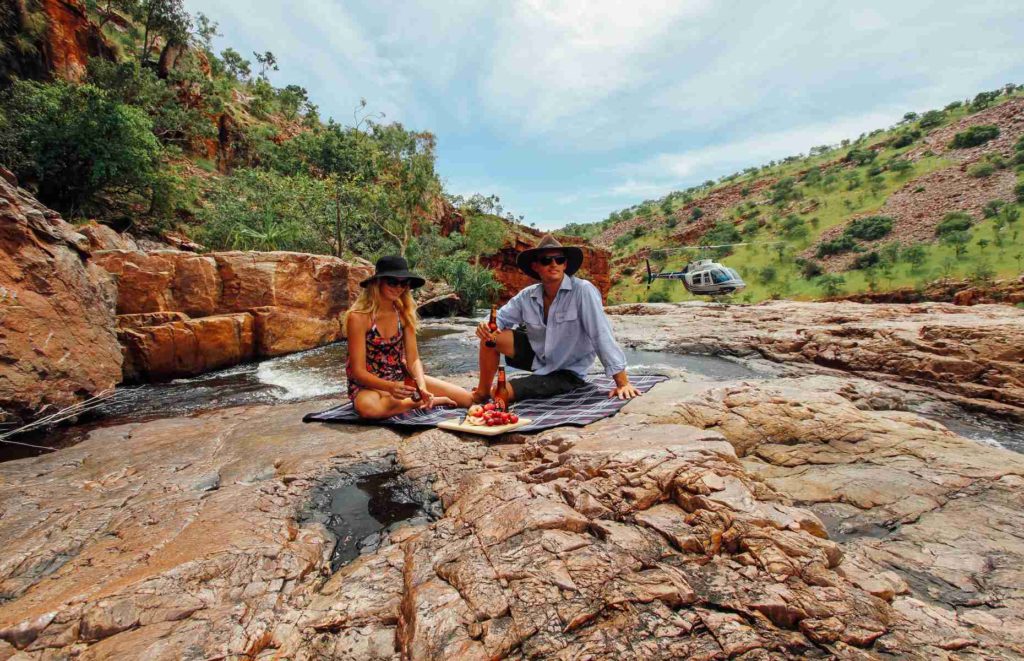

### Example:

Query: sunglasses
xmin=535 ymin=255 xmax=567 ymax=266
xmin=381 ymin=277 xmax=411 ymax=288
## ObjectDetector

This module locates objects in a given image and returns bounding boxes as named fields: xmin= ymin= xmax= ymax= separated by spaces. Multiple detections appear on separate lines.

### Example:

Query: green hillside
xmin=563 ymin=88 xmax=1024 ymax=304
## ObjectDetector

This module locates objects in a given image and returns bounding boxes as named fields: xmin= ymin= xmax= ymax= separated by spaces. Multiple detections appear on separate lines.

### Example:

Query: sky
xmin=185 ymin=0 xmax=1024 ymax=230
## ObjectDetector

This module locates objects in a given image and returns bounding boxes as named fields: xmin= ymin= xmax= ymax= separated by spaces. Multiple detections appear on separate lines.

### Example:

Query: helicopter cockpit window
xmin=711 ymin=269 xmax=730 ymax=284
xmin=726 ymin=268 xmax=741 ymax=280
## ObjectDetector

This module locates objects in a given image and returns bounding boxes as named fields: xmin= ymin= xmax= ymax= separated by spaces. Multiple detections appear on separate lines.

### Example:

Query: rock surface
xmin=0 ymin=176 xmax=121 ymax=424
xmin=1 ymin=298 xmax=1023 ymax=658
xmin=609 ymin=300 xmax=1024 ymax=420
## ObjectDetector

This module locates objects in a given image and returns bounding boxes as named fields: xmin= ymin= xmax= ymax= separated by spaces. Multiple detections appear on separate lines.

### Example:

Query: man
xmin=473 ymin=235 xmax=640 ymax=403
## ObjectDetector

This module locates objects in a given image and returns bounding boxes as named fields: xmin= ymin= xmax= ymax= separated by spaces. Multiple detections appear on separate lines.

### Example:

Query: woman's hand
xmin=387 ymin=381 xmax=416 ymax=400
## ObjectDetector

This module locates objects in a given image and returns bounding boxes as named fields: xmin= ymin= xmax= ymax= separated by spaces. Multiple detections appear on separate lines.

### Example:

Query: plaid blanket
xmin=302 ymin=374 xmax=668 ymax=433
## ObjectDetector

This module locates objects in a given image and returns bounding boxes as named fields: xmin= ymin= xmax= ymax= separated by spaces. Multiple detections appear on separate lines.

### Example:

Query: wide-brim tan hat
xmin=516 ymin=234 xmax=584 ymax=280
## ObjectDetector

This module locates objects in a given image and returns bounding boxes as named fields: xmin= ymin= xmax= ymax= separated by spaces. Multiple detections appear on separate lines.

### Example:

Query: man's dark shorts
xmin=505 ymin=328 xmax=586 ymax=400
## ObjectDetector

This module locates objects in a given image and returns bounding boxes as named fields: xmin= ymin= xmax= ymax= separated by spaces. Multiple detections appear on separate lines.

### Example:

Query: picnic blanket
xmin=302 ymin=374 xmax=668 ymax=433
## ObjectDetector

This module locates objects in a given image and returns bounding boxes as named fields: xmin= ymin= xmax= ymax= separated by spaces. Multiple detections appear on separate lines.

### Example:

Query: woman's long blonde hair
xmin=344 ymin=279 xmax=419 ymax=335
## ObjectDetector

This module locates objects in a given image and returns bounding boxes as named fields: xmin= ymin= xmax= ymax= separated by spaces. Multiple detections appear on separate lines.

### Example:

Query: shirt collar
xmin=530 ymin=275 xmax=573 ymax=299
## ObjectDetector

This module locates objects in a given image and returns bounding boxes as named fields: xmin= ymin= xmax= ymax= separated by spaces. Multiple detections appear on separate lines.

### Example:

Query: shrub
xmin=935 ymin=212 xmax=973 ymax=237
xmin=846 ymin=216 xmax=893 ymax=241
xmin=647 ymin=290 xmax=670 ymax=303
xmin=817 ymin=273 xmax=845 ymax=298
xmin=845 ymin=147 xmax=877 ymax=165
xmin=800 ymin=259 xmax=823 ymax=278
xmin=918 ymin=109 xmax=945 ymax=128
xmin=944 ymin=101 xmax=962 ymax=111
xmin=982 ymin=200 xmax=1006 ymax=218
xmin=0 ymin=79 xmax=160 ymax=214
xmin=888 ymin=159 xmax=913 ymax=176
xmin=690 ymin=207 xmax=704 ymax=221
xmin=1015 ymin=180 xmax=1024 ymax=203
xmin=968 ymin=162 xmax=995 ymax=178
xmin=950 ymin=125 xmax=999 ymax=149
xmin=816 ymin=234 xmax=857 ymax=257
xmin=891 ymin=130 xmax=921 ymax=148
xmin=850 ymin=251 xmax=880 ymax=270
xmin=757 ymin=265 xmax=777 ymax=284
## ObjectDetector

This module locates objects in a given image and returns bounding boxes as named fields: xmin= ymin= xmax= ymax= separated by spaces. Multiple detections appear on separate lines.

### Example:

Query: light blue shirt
xmin=494 ymin=275 xmax=628 ymax=378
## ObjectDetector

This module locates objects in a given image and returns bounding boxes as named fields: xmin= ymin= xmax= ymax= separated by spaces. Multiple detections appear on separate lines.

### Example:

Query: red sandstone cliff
xmin=480 ymin=224 xmax=612 ymax=304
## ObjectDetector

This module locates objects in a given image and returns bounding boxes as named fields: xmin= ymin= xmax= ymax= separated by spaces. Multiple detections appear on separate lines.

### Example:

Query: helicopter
xmin=644 ymin=242 xmax=783 ymax=296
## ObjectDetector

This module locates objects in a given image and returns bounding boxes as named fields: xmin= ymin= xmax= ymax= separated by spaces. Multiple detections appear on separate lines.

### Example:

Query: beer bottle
xmin=494 ymin=366 xmax=510 ymax=412
xmin=402 ymin=360 xmax=422 ymax=402
xmin=485 ymin=305 xmax=498 ymax=348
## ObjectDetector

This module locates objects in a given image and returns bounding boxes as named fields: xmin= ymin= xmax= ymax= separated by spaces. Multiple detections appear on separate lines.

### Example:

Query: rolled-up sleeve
xmin=578 ymin=282 xmax=627 ymax=377
xmin=495 ymin=291 xmax=525 ymax=330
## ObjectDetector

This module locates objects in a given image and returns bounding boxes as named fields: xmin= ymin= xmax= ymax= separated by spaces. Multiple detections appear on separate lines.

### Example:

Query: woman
xmin=345 ymin=255 xmax=473 ymax=418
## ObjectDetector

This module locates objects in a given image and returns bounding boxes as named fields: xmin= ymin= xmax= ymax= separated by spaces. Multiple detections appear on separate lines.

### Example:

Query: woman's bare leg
xmin=423 ymin=375 xmax=473 ymax=408
xmin=353 ymin=390 xmax=420 ymax=419
xmin=475 ymin=329 xmax=516 ymax=402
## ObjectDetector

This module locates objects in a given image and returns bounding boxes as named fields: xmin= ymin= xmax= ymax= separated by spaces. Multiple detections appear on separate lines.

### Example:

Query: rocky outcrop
xmin=40 ymin=0 xmax=116 ymax=81
xmin=838 ymin=276 xmax=1024 ymax=306
xmin=0 ymin=173 xmax=121 ymax=424
xmin=609 ymin=300 xmax=1024 ymax=420
xmin=480 ymin=226 xmax=612 ymax=304
xmin=92 ymin=250 xmax=372 ymax=380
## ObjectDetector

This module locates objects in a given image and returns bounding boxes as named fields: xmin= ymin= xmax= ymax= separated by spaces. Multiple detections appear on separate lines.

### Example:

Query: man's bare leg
xmin=474 ymin=329 xmax=516 ymax=403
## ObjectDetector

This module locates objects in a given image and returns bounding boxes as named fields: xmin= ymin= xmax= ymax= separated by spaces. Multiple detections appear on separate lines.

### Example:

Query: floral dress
xmin=346 ymin=312 xmax=406 ymax=401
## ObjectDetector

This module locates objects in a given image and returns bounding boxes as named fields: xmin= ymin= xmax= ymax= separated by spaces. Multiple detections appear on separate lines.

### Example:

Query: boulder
xmin=91 ymin=250 xmax=221 ymax=318
xmin=77 ymin=221 xmax=138 ymax=252
xmin=0 ymin=176 xmax=121 ymax=423
xmin=250 ymin=306 xmax=341 ymax=357
xmin=119 ymin=313 xmax=254 ymax=382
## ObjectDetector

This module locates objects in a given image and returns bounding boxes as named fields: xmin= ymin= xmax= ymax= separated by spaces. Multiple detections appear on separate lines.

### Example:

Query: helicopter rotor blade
xmin=645 ymin=258 xmax=653 ymax=288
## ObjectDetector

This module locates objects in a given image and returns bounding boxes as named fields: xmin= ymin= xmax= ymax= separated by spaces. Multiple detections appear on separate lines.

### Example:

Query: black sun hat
xmin=359 ymin=255 xmax=426 ymax=288
xmin=516 ymin=234 xmax=584 ymax=280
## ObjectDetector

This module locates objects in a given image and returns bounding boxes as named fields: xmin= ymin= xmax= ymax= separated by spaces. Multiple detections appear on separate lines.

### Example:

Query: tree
xmin=220 ymin=48 xmax=251 ymax=80
xmin=941 ymin=230 xmax=972 ymax=258
xmin=464 ymin=214 xmax=507 ymax=264
xmin=278 ymin=84 xmax=308 ymax=119
xmin=135 ymin=0 xmax=191 ymax=65
xmin=192 ymin=12 xmax=219 ymax=50
xmin=253 ymin=50 xmax=278 ymax=79
xmin=0 ymin=80 xmax=160 ymax=214
xmin=902 ymin=244 xmax=927 ymax=272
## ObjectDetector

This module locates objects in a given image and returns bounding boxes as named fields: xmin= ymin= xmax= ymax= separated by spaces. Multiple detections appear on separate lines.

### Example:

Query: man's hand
xmin=475 ymin=322 xmax=496 ymax=345
xmin=608 ymin=383 xmax=640 ymax=400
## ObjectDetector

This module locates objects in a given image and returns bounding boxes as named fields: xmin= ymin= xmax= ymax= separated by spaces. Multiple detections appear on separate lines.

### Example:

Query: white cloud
xmin=479 ymin=0 xmax=712 ymax=137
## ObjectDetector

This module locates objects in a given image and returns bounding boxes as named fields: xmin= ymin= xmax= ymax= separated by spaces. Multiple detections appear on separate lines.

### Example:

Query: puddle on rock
xmin=301 ymin=458 xmax=437 ymax=571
